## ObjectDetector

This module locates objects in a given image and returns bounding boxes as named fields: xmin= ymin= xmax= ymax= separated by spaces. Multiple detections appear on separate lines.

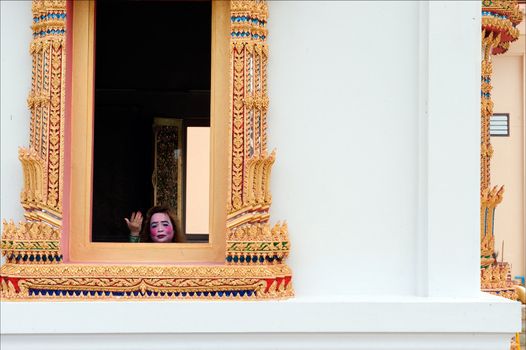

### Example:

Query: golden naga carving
xmin=480 ymin=185 xmax=504 ymax=265
xmin=479 ymin=0 xmax=523 ymax=303
xmin=1 ymin=0 xmax=292 ymax=300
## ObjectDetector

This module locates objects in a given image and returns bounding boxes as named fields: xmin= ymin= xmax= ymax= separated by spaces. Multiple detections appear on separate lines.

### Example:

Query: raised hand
xmin=124 ymin=211 xmax=143 ymax=236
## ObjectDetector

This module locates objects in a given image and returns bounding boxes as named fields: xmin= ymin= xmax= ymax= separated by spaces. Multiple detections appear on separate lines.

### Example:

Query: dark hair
xmin=139 ymin=206 xmax=184 ymax=243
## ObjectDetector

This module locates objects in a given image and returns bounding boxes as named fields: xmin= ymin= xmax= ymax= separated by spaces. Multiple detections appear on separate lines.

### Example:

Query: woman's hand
xmin=125 ymin=211 xmax=143 ymax=236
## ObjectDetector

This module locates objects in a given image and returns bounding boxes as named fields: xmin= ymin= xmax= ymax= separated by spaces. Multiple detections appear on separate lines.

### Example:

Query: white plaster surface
xmin=0 ymin=295 xmax=521 ymax=349
xmin=267 ymin=1 xmax=481 ymax=297
xmin=0 ymin=333 xmax=517 ymax=350
xmin=2 ymin=333 xmax=510 ymax=350
xmin=0 ymin=294 xmax=520 ymax=334
xmin=1 ymin=1 xmax=32 ymax=224
xmin=267 ymin=0 xmax=420 ymax=297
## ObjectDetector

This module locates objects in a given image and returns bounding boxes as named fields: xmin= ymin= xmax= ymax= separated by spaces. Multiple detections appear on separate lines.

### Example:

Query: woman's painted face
xmin=149 ymin=213 xmax=174 ymax=243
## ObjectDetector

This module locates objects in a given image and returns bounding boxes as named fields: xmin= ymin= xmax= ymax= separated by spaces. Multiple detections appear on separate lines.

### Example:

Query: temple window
xmin=69 ymin=0 xmax=229 ymax=262
xmin=91 ymin=0 xmax=211 ymax=243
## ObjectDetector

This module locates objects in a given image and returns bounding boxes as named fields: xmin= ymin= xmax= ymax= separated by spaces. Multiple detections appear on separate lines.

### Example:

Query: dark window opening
xmin=92 ymin=0 xmax=211 ymax=243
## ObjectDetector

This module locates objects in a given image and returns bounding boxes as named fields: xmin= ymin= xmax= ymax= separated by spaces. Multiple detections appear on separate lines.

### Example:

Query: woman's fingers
xmin=126 ymin=211 xmax=143 ymax=229
xmin=124 ymin=218 xmax=135 ymax=230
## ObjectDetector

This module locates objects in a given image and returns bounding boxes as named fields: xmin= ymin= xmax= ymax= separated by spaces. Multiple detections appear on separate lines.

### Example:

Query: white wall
xmin=0 ymin=1 xmax=32 ymax=223
xmin=268 ymin=1 xmax=480 ymax=297
xmin=269 ymin=1 xmax=419 ymax=297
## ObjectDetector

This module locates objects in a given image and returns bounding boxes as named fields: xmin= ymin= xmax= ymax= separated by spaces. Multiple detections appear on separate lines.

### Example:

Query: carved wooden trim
xmin=1 ymin=0 xmax=293 ymax=300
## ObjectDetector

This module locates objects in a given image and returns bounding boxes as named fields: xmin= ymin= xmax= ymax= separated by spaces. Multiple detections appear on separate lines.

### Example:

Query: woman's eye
xmin=151 ymin=223 xmax=158 ymax=228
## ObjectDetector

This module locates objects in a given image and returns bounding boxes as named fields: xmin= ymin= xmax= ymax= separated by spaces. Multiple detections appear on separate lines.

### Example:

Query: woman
xmin=125 ymin=206 xmax=185 ymax=243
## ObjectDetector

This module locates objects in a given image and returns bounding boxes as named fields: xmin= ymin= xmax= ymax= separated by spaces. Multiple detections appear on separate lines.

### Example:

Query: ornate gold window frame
xmin=69 ymin=0 xmax=226 ymax=263
xmin=0 ymin=0 xmax=293 ymax=300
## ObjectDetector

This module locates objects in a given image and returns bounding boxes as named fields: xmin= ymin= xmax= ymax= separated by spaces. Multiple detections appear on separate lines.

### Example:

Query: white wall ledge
xmin=0 ymin=333 xmax=517 ymax=350
xmin=1 ymin=294 xmax=520 ymax=334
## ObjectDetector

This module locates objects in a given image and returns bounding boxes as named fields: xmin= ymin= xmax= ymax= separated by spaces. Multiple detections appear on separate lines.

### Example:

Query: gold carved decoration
xmin=1 ymin=0 xmax=293 ymax=300
xmin=23 ymin=0 xmax=67 ymax=228
xmin=225 ymin=1 xmax=287 ymax=273
xmin=229 ymin=0 xmax=269 ymax=214
xmin=479 ymin=0 xmax=523 ymax=303
xmin=1 ymin=220 xmax=62 ymax=265
xmin=0 ymin=264 xmax=293 ymax=299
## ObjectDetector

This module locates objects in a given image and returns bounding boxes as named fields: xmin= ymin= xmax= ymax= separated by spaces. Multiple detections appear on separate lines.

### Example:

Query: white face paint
xmin=149 ymin=213 xmax=174 ymax=243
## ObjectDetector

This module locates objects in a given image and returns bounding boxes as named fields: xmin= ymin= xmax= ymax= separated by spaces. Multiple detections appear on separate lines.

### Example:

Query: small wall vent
xmin=490 ymin=113 xmax=510 ymax=137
